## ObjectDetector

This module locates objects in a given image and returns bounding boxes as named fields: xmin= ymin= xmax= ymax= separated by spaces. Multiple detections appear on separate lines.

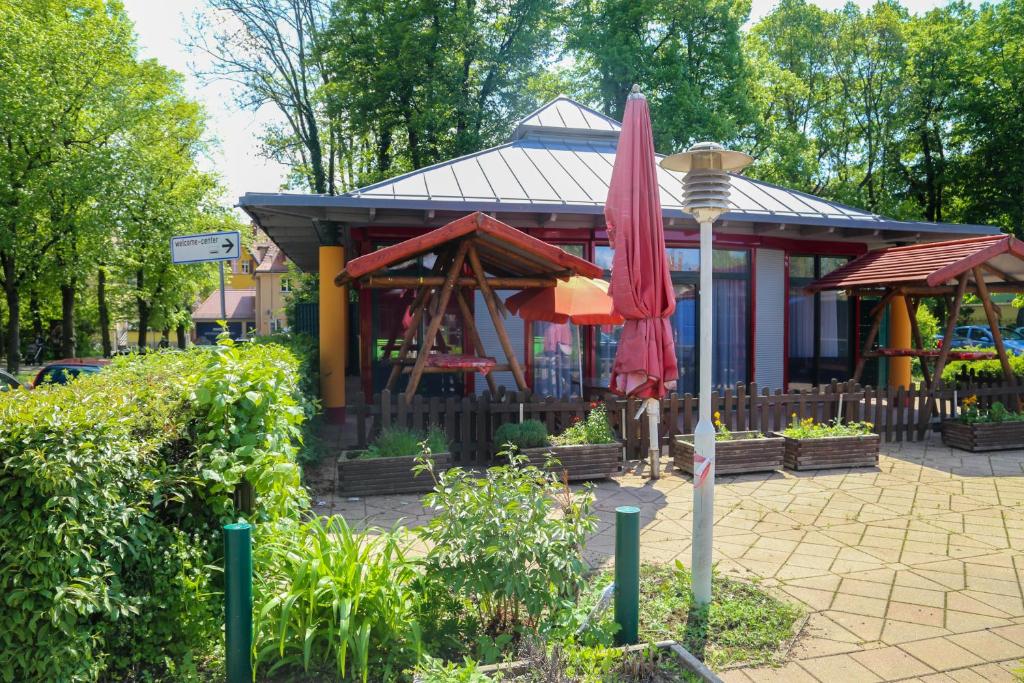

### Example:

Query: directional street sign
xmin=170 ymin=230 xmax=241 ymax=264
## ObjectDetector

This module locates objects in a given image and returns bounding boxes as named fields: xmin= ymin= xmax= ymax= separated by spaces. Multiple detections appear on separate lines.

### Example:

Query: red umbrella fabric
xmin=604 ymin=91 xmax=678 ymax=399
xmin=505 ymin=276 xmax=624 ymax=325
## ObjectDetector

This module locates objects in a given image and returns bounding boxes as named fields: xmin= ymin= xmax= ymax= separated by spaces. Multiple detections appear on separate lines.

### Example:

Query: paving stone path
xmin=313 ymin=435 xmax=1024 ymax=682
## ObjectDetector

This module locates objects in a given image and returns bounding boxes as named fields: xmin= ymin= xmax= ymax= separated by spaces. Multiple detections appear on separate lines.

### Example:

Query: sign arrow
xmin=222 ymin=238 xmax=235 ymax=254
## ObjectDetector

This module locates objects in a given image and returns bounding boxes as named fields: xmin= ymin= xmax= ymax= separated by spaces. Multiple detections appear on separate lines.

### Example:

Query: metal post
xmin=646 ymin=398 xmax=660 ymax=479
xmin=692 ymin=218 xmax=716 ymax=606
xmin=614 ymin=505 xmax=640 ymax=645
xmin=219 ymin=261 xmax=227 ymax=321
xmin=224 ymin=522 xmax=252 ymax=683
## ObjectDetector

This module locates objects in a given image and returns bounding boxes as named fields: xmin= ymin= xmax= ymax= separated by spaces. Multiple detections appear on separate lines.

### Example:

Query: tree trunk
xmin=60 ymin=281 xmax=75 ymax=358
xmin=98 ymin=267 xmax=111 ymax=357
xmin=136 ymin=268 xmax=149 ymax=351
xmin=160 ymin=327 xmax=170 ymax=348
xmin=2 ymin=254 xmax=18 ymax=373
xmin=176 ymin=322 xmax=187 ymax=350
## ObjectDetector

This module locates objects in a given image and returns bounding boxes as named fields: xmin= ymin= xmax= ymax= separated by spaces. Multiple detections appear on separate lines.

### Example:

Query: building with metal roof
xmin=238 ymin=96 xmax=1003 ymax=413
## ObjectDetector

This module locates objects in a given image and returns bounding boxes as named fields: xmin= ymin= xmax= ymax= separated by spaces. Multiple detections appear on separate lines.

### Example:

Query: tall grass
xmin=253 ymin=517 xmax=423 ymax=682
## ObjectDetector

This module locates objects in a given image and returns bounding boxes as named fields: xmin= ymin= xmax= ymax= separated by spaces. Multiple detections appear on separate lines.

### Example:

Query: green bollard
xmin=614 ymin=505 xmax=640 ymax=645
xmin=224 ymin=522 xmax=253 ymax=683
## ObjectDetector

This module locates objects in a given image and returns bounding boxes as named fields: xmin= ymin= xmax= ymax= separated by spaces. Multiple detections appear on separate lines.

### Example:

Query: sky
xmin=122 ymin=0 xmax=974 ymax=209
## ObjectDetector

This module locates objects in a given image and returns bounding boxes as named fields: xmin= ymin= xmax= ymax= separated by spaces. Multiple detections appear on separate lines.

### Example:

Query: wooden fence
xmin=351 ymin=377 xmax=1023 ymax=463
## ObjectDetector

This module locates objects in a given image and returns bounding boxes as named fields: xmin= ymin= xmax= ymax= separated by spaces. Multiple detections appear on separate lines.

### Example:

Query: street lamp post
xmin=660 ymin=142 xmax=753 ymax=605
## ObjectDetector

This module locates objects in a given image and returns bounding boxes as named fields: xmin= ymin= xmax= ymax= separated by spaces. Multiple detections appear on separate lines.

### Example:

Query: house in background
xmin=239 ymin=96 xmax=1000 ymax=419
xmin=191 ymin=231 xmax=294 ymax=342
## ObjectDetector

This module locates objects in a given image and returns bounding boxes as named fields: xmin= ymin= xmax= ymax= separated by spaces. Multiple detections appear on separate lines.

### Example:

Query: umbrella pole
xmin=692 ymin=217 xmax=716 ymax=606
xmin=577 ymin=326 xmax=584 ymax=398
xmin=646 ymin=398 xmax=660 ymax=479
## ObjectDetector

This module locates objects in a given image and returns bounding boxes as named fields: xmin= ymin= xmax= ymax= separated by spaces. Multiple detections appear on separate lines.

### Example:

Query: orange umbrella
xmin=505 ymin=276 xmax=624 ymax=325
xmin=506 ymin=277 xmax=623 ymax=397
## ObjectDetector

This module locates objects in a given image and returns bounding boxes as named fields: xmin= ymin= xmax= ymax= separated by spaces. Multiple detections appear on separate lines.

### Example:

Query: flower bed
xmin=494 ymin=404 xmax=622 ymax=481
xmin=671 ymin=431 xmax=783 ymax=475
xmin=941 ymin=397 xmax=1024 ymax=452
xmin=338 ymin=450 xmax=452 ymax=496
xmin=337 ymin=425 xmax=451 ymax=496
xmin=778 ymin=416 xmax=879 ymax=470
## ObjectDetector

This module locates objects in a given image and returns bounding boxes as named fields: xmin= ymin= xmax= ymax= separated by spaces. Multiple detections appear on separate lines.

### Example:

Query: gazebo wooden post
xmin=932 ymin=275 xmax=969 ymax=384
xmin=404 ymin=242 xmax=470 ymax=402
xmin=466 ymin=243 xmax=528 ymax=391
xmin=852 ymin=289 xmax=897 ymax=383
xmin=383 ymin=251 xmax=452 ymax=392
xmin=972 ymin=267 xmax=1019 ymax=409
xmin=455 ymin=287 xmax=498 ymax=395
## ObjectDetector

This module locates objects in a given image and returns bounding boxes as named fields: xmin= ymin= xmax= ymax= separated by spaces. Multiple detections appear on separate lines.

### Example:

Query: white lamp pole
xmin=660 ymin=142 xmax=752 ymax=605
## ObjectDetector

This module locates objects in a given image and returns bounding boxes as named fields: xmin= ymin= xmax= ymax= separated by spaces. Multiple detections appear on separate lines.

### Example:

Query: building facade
xmin=240 ymin=97 xmax=999 ymax=413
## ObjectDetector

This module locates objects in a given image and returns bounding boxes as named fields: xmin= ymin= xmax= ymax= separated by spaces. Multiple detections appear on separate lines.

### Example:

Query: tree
xmin=566 ymin=0 xmax=754 ymax=152
xmin=0 ymin=0 xmax=138 ymax=371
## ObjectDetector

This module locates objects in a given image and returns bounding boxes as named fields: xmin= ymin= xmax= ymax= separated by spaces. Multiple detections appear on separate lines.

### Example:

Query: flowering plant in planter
xmin=944 ymin=397 xmax=1024 ymax=452
xmin=673 ymin=411 xmax=780 ymax=475
xmin=777 ymin=415 xmax=878 ymax=471
xmin=337 ymin=425 xmax=452 ymax=496
xmin=496 ymin=404 xmax=621 ymax=482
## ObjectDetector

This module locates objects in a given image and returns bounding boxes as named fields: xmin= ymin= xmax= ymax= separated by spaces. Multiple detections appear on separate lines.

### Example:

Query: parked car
xmin=0 ymin=370 xmax=22 ymax=392
xmin=952 ymin=325 xmax=1024 ymax=355
xmin=32 ymin=358 xmax=111 ymax=387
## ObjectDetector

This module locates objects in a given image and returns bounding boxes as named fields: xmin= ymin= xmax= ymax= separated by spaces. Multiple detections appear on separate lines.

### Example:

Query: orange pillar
xmin=888 ymin=295 xmax=912 ymax=389
xmin=319 ymin=246 xmax=347 ymax=422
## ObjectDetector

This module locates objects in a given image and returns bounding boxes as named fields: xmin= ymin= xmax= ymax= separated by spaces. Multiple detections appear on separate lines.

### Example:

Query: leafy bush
xmin=414 ymin=451 xmax=597 ymax=662
xmin=781 ymin=415 xmax=874 ymax=439
xmin=0 ymin=339 xmax=311 ymax=682
xmin=253 ymin=517 xmax=423 ymax=682
xmin=364 ymin=425 xmax=448 ymax=459
xmin=493 ymin=419 xmax=549 ymax=450
xmin=550 ymin=404 xmax=617 ymax=446
xmin=941 ymin=352 xmax=1024 ymax=383
xmin=958 ymin=397 xmax=1024 ymax=424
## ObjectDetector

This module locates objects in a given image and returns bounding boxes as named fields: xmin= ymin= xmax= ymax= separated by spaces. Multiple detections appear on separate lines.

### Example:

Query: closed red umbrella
xmin=605 ymin=86 xmax=678 ymax=477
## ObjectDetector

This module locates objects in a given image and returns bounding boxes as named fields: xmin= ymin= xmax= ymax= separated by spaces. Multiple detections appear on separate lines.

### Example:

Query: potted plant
xmin=494 ymin=404 xmax=622 ymax=481
xmin=672 ymin=411 xmax=784 ymax=475
xmin=777 ymin=415 xmax=879 ymax=471
xmin=942 ymin=397 xmax=1024 ymax=451
xmin=337 ymin=425 xmax=451 ymax=496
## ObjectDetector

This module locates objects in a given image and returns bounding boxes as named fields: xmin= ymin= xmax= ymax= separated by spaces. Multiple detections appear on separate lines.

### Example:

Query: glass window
xmin=594 ymin=245 xmax=749 ymax=392
xmin=532 ymin=321 xmax=581 ymax=397
xmin=788 ymin=255 xmax=852 ymax=388
xmin=280 ymin=278 xmax=291 ymax=293
xmin=241 ymin=261 xmax=251 ymax=274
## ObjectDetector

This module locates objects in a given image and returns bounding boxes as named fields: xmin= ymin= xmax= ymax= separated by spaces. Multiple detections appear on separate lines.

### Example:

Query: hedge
xmin=0 ymin=338 xmax=312 ymax=682
xmin=940 ymin=351 xmax=1024 ymax=383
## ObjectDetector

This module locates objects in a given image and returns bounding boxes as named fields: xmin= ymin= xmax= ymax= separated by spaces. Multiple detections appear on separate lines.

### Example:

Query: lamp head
xmin=659 ymin=142 xmax=754 ymax=224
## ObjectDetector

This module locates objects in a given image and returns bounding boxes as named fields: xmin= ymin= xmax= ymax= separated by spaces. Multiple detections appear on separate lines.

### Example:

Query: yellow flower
xmin=791 ymin=412 xmax=797 ymax=418
xmin=714 ymin=411 xmax=721 ymax=420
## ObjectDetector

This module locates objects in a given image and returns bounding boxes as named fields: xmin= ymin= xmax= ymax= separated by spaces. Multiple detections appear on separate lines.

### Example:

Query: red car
xmin=32 ymin=358 xmax=111 ymax=387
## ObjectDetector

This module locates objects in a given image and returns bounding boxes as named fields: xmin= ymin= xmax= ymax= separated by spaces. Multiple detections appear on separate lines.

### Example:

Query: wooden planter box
xmin=519 ymin=443 xmax=621 ymax=481
xmin=671 ymin=431 xmax=784 ymax=475
xmin=337 ymin=451 xmax=450 ymax=496
xmin=778 ymin=433 xmax=879 ymax=471
xmin=941 ymin=420 xmax=1024 ymax=452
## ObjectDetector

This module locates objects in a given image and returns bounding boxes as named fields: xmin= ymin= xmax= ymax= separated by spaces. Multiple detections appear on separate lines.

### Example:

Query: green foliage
xmin=916 ymin=305 xmax=940 ymax=349
xmin=252 ymin=517 xmax=423 ymax=683
xmin=781 ymin=415 xmax=875 ymax=439
xmin=942 ymin=352 xmax=1024 ymax=383
xmin=958 ymin=398 xmax=1024 ymax=425
xmin=550 ymin=404 xmax=617 ymax=446
xmin=364 ymin=425 xmax=449 ymax=459
xmin=0 ymin=340 xmax=310 ymax=681
xmin=414 ymin=655 xmax=494 ymax=683
xmin=413 ymin=451 xmax=597 ymax=662
xmin=493 ymin=419 xmax=549 ymax=451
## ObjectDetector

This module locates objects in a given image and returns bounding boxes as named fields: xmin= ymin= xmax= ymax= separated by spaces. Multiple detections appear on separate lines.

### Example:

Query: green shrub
xmin=941 ymin=351 xmax=1024 ymax=383
xmin=550 ymin=404 xmax=617 ymax=446
xmin=0 ymin=338 xmax=311 ymax=682
xmin=253 ymin=517 xmax=423 ymax=682
xmin=780 ymin=415 xmax=874 ymax=439
xmin=365 ymin=425 xmax=448 ymax=459
xmin=414 ymin=451 xmax=597 ymax=662
xmin=493 ymin=419 xmax=549 ymax=450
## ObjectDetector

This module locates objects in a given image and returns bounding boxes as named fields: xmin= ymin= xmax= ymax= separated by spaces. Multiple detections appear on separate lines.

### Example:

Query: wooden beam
xmin=905 ymin=296 xmax=932 ymax=390
xmin=361 ymin=276 xmax=557 ymax=289
xmin=466 ymin=244 xmax=529 ymax=391
xmin=853 ymin=290 xmax=897 ymax=383
xmin=455 ymin=288 xmax=498 ymax=395
xmin=404 ymin=242 xmax=470 ymax=402
xmin=383 ymin=250 xmax=451 ymax=392
xmin=980 ymin=261 xmax=1020 ymax=283
xmin=973 ymin=266 xmax=1019 ymax=409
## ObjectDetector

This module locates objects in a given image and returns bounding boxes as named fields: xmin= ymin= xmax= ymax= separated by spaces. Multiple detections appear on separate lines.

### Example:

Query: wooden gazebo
xmin=335 ymin=212 xmax=604 ymax=401
xmin=809 ymin=234 xmax=1024 ymax=403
